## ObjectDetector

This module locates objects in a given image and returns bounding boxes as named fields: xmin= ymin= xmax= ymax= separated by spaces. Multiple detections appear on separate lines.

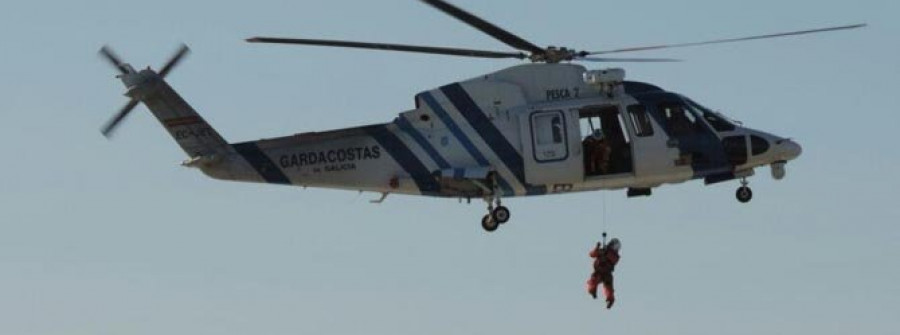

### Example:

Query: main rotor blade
xmin=101 ymin=99 xmax=139 ymax=138
xmin=580 ymin=57 xmax=682 ymax=63
xmin=246 ymin=37 xmax=527 ymax=59
xmin=159 ymin=44 xmax=190 ymax=78
xmin=419 ymin=0 xmax=544 ymax=55
xmin=99 ymin=45 xmax=130 ymax=75
xmin=588 ymin=23 xmax=867 ymax=55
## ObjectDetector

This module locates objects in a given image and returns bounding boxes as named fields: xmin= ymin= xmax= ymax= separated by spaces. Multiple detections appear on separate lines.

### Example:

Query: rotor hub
xmin=531 ymin=47 xmax=587 ymax=63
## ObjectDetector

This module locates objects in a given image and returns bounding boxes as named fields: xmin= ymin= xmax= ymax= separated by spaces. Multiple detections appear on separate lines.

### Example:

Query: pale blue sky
xmin=1 ymin=0 xmax=898 ymax=334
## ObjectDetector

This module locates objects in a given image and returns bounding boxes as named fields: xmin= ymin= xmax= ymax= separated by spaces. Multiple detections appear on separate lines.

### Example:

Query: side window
xmin=551 ymin=116 xmax=563 ymax=143
xmin=535 ymin=113 xmax=564 ymax=145
xmin=658 ymin=103 xmax=697 ymax=136
xmin=722 ymin=135 xmax=748 ymax=165
xmin=750 ymin=135 xmax=770 ymax=155
xmin=627 ymin=105 xmax=654 ymax=137
xmin=531 ymin=110 xmax=569 ymax=163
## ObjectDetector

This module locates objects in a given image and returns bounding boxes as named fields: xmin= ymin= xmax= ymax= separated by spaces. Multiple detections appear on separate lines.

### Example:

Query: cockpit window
xmin=658 ymin=102 xmax=699 ymax=136
xmin=751 ymin=135 xmax=770 ymax=155
xmin=703 ymin=113 xmax=737 ymax=132
xmin=627 ymin=105 xmax=654 ymax=137
xmin=686 ymin=98 xmax=736 ymax=132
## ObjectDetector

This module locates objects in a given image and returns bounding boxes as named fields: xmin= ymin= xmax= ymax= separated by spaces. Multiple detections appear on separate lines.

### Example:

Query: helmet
xmin=592 ymin=129 xmax=604 ymax=139
xmin=607 ymin=238 xmax=621 ymax=252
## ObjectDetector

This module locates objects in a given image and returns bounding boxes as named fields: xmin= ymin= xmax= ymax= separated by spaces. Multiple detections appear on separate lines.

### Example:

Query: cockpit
xmin=684 ymin=98 xmax=739 ymax=132
xmin=572 ymin=85 xmax=800 ymax=184
xmin=645 ymin=93 xmax=800 ymax=172
xmin=658 ymin=96 xmax=739 ymax=134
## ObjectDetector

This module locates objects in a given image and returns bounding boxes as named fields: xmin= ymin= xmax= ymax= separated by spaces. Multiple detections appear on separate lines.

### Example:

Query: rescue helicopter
xmin=99 ymin=0 xmax=862 ymax=232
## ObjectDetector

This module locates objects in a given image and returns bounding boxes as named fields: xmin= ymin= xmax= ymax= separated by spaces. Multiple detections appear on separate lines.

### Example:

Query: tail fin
xmin=100 ymin=45 xmax=228 ymax=158
xmin=122 ymin=69 xmax=229 ymax=158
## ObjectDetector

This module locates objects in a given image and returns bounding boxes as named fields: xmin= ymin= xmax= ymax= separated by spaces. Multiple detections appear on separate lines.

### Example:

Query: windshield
xmin=685 ymin=98 xmax=737 ymax=132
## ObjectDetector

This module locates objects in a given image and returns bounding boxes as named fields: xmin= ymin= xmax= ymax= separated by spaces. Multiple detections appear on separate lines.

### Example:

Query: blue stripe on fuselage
xmin=440 ymin=83 xmax=546 ymax=195
xmin=419 ymin=92 xmax=490 ymax=167
xmin=395 ymin=116 xmax=451 ymax=170
xmin=232 ymin=142 xmax=292 ymax=185
xmin=363 ymin=124 xmax=440 ymax=195
xmin=421 ymin=92 xmax=518 ymax=196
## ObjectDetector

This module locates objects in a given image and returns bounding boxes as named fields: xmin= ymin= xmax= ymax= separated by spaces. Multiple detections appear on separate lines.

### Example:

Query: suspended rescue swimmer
xmin=587 ymin=235 xmax=622 ymax=309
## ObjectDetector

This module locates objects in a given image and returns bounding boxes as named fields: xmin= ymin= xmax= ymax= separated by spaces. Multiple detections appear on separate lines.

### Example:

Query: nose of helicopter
xmin=777 ymin=139 xmax=803 ymax=161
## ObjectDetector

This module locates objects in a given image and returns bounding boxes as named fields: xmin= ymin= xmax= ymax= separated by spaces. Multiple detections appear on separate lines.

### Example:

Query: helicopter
xmin=99 ymin=0 xmax=861 ymax=232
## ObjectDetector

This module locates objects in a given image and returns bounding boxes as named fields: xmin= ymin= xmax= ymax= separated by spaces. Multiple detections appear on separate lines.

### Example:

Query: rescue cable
xmin=601 ymin=191 xmax=609 ymax=246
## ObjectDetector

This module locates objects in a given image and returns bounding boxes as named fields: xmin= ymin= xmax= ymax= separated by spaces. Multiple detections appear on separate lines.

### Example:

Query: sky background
xmin=1 ymin=0 xmax=898 ymax=334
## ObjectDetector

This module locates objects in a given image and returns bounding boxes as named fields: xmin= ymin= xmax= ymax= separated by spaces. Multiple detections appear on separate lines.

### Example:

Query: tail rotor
xmin=99 ymin=44 xmax=191 ymax=138
xmin=99 ymin=46 xmax=133 ymax=75
xmin=158 ymin=45 xmax=190 ymax=78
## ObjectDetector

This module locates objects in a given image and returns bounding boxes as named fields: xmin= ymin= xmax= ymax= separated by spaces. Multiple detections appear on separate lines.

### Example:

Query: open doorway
xmin=579 ymin=105 xmax=633 ymax=176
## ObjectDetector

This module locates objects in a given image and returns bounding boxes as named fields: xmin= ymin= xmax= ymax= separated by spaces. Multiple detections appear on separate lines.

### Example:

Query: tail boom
xmin=123 ymin=70 xmax=229 ymax=157
xmin=120 ymin=70 xmax=445 ymax=196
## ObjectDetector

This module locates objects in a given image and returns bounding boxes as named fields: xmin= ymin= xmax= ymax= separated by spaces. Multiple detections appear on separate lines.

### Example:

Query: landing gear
xmin=482 ymin=214 xmax=499 ymax=232
xmin=481 ymin=197 xmax=511 ymax=232
xmin=492 ymin=206 xmax=510 ymax=224
xmin=736 ymin=178 xmax=753 ymax=203
xmin=480 ymin=174 xmax=511 ymax=232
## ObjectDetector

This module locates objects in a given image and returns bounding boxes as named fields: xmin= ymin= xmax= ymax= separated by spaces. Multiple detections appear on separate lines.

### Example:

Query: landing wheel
xmin=481 ymin=215 xmax=499 ymax=232
xmin=736 ymin=186 xmax=753 ymax=203
xmin=492 ymin=206 xmax=511 ymax=224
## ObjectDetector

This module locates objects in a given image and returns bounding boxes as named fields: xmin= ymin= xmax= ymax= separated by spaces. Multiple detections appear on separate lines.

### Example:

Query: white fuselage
xmin=194 ymin=63 xmax=801 ymax=199
xmin=121 ymin=63 xmax=800 ymax=200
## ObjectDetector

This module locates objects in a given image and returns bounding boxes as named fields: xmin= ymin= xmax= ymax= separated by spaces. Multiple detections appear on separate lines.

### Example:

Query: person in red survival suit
xmin=587 ymin=237 xmax=621 ymax=309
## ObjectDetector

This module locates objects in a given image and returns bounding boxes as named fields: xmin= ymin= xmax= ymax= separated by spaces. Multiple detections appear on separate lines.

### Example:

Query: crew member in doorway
xmin=587 ymin=237 xmax=622 ymax=308
xmin=583 ymin=129 xmax=612 ymax=175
